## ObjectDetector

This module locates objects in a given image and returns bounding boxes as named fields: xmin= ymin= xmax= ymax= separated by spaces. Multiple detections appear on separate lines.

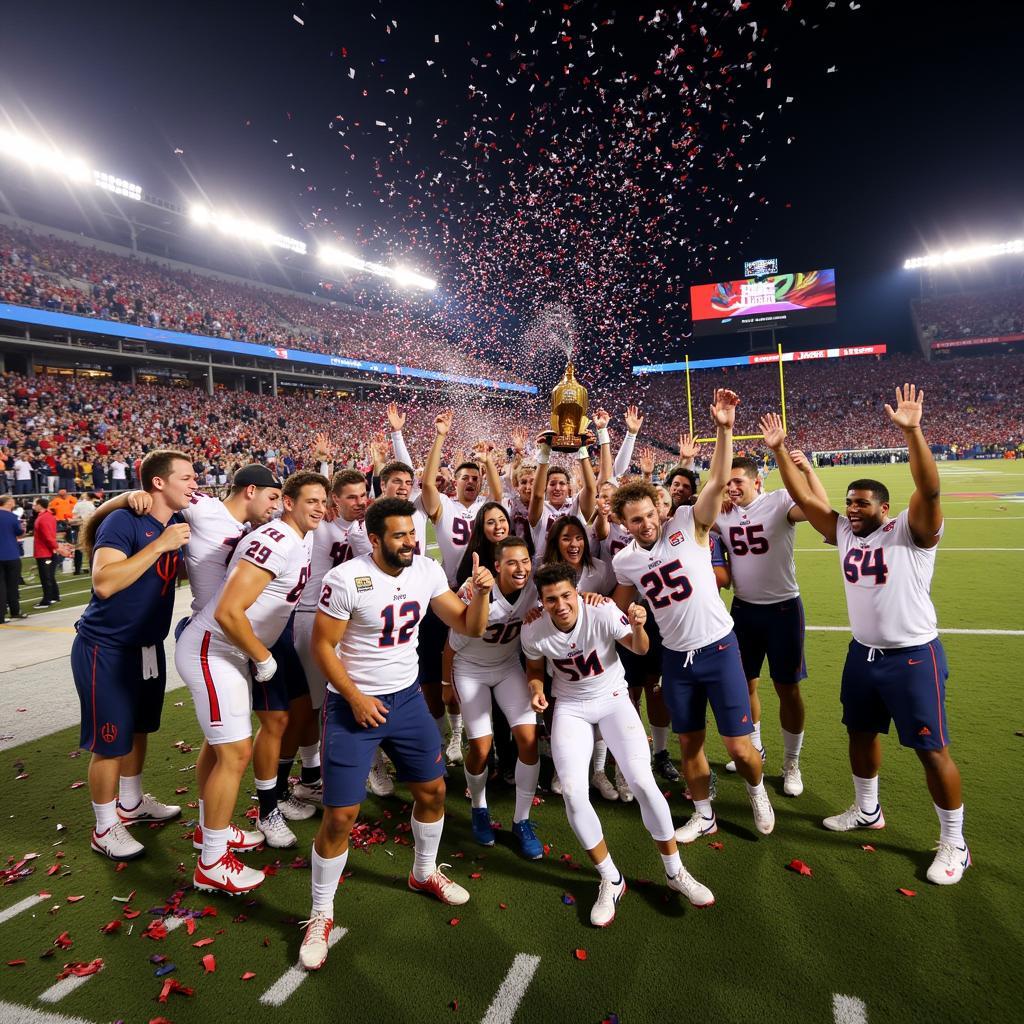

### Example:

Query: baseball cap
xmin=233 ymin=464 xmax=282 ymax=488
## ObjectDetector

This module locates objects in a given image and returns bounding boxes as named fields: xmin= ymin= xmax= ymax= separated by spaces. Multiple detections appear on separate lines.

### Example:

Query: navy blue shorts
xmin=71 ymin=635 xmax=167 ymax=757
xmin=840 ymin=638 xmax=950 ymax=750
xmin=320 ymin=682 xmax=446 ymax=807
xmin=730 ymin=596 xmax=807 ymax=686
xmin=621 ymin=607 xmax=663 ymax=688
xmin=660 ymin=632 xmax=753 ymax=737
xmin=254 ymin=623 xmax=309 ymax=713
xmin=173 ymin=615 xmax=191 ymax=642
xmin=418 ymin=605 xmax=447 ymax=685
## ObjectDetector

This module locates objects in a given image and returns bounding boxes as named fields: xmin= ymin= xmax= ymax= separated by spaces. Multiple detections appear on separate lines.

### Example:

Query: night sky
xmin=2 ymin=0 xmax=1023 ymax=374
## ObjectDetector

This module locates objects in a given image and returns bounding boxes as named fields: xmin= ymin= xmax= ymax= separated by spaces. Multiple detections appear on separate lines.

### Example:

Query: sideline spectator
xmin=0 ymin=494 xmax=27 ymax=621
xmin=31 ymin=496 xmax=60 ymax=608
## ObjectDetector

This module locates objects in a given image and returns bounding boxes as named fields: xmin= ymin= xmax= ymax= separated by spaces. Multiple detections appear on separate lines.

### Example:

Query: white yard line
xmin=481 ymin=954 xmax=542 ymax=1024
xmin=0 ymin=893 xmax=47 ymax=927
xmin=37 ymin=966 xmax=103 ymax=1005
xmin=258 ymin=926 xmax=347 ymax=1006
xmin=832 ymin=993 xmax=868 ymax=1024
xmin=0 ymin=1002 xmax=97 ymax=1024
xmin=807 ymin=626 xmax=1024 ymax=636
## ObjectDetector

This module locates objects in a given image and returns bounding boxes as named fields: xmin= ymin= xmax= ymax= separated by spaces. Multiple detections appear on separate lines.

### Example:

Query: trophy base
xmin=547 ymin=432 xmax=585 ymax=453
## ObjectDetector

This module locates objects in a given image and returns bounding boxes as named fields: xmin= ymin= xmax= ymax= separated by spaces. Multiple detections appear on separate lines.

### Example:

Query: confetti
xmin=202 ymin=953 xmax=216 ymax=973
xmin=573 ymin=948 xmax=588 ymax=961
xmin=898 ymin=888 xmax=917 ymax=897
xmin=241 ymin=971 xmax=257 ymax=981
xmin=787 ymin=859 xmax=813 ymax=877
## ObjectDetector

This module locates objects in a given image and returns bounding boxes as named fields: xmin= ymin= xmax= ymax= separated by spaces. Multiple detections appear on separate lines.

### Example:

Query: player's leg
xmin=454 ymin=665 xmax=498 ymax=846
xmin=726 ymin=598 xmax=766 ymax=771
xmin=598 ymin=691 xmax=713 ymax=907
xmin=764 ymin=596 xmax=808 ymax=794
xmin=645 ymin=675 xmax=680 ymax=783
xmin=291 ymin=610 xmax=327 ymax=802
xmin=825 ymin=639 xmax=889 ymax=832
xmin=494 ymin=663 xmax=543 ymax=858
xmin=276 ymin=694 xmax=319 ymax=820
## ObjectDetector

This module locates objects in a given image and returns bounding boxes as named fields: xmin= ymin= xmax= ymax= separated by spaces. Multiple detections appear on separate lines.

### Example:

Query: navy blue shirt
xmin=76 ymin=510 xmax=183 ymax=647
xmin=0 ymin=508 xmax=24 ymax=561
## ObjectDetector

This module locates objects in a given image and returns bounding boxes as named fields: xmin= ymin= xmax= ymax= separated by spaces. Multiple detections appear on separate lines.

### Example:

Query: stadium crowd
xmin=914 ymin=286 xmax=1024 ymax=343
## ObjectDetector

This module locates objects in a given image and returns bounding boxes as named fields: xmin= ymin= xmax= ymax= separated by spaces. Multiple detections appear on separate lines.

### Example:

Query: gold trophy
xmin=546 ymin=361 xmax=590 ymax=452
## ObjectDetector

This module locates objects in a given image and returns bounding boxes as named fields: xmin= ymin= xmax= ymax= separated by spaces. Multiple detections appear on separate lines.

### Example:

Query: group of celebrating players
xmin=67 ymin=382 xmax=969 ymax=973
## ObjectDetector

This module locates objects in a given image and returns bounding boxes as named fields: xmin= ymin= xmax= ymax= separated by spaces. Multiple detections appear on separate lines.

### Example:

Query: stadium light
xmin=189 ymin=203 xmax=306 ymax=255
xmin=93 ymin=170 xmax=142 ymax=201
xmin=903 ymin=239 xmax=1024 ymax=270
xmin=0 ymin=128 xmax=89 ymax=182
xmin=319 ymin=246 xmax=437 ymax=291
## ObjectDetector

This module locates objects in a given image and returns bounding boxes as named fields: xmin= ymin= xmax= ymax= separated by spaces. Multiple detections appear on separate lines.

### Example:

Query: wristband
xmin=577 ymin=446 xmax=590 ymax=460
xmin=596 ymin=427 xmax=610 ymax=446
xmin=626 ymin=430 xmax=639 ymax=438
xmin=536 ymin=445 xmax=551 ymax=465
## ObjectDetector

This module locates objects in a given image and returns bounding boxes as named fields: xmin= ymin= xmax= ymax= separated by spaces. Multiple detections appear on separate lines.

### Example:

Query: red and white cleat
xmin=407 ymin=864 xmax=470 ymax=906
xmin=299 ymin=911 xmax=334 ymax=971
xmin=91 ymin=821 xmax=145 ymax=861
xmin=117 ymin=793 xmax=181 ymax=823
xmin=192 ymin=822 xmax=265 ymax=853
xmin=193 ymin=851 xmax=265 ymax=895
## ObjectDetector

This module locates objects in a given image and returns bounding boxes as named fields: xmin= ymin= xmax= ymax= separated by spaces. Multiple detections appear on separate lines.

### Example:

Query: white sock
xmin=513 ymin=759 xmax=540 ymax=822
xmin=592 ymin=739 xmax=608 ymax=774
xmin=92 ymin=799 xmax=118 ymax=833
xmin=464 ymin=767 xmax=489 ymax=809
xmin=694 ymin=798 xmax=714 ymax=821
xmin=660 ymin=851 xmax=682 ymax=877
xmin=447 ymin=712 xmax=463 ymax=737
xmin=935 ymin=804 xmax=965 ymax=847
xmin=651 ymin=725 xmax=670 ymax=755
xmin=781 ymin=728 xmax=804 ymax=762
xmin=744 ymin=779 xmax=766 ymax=798
xmin=118 ymin=773 xmax=143 ymax=809
xmin=594 ymin=852 xmax=620 ymax=882
xmin=198 ymin=798 xmax=205 ymax=831
xmin=853 ymin=774 xmax=879 ymax=815
xmin=299 ymin=743 xmax=321 ymax=769
xmin=201 ymin=826 xmax=229 ymax=867
xmin=411 ymin=815 xmax=444 ymax=882
xmin=311 ymin=846 xmax=349 ymax=915
xmin=751 ymin=721 xmax=763 ymax=751
xmin=433 ymin=713 xmax=446 ymax=741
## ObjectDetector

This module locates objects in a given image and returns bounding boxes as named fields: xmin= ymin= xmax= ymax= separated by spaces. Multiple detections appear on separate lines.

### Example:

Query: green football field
xmin=1 ymin=459 xmax=1021 ymax=1024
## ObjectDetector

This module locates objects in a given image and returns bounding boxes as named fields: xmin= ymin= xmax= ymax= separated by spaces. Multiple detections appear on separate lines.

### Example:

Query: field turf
xmin=0 ymin=459 xmax=1021 ymax=1024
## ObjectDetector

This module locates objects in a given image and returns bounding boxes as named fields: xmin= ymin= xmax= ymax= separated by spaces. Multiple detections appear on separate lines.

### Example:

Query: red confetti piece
xmin=158 ymin=977 xmax=194 ymax=1002
xmin=469 ymin=872 xmax=482 ymax=880
xmin=448 ymin=918 xmax=461 ymax=926
xmin=100 ymin=920 xmax=122 ymax=935
xmin=53 ymin=932 xmax=73 ymax=950
xmin=56 ymin=957 xmax=103 ymax=980
xmin=449 ymin=1000 xmax=459 ymax=1011
xmin=185 ymin=918 xmax=196 ymax=935
xmin=143 ymin=920 xmax=169 ymax=941
xmin=202 ymin=954 xmax=216 ymax=973
xmin=574 ymin=948 xmax=588 ymax=961
xmin=898 ymin=888 xmax=917 ymax=897
xmin=787 ymin=859 xmax=813 ymax=877
xmin=498 ymin=903 xmax=508 ymax=910
xmin=241 ymin=971 xmax=256 ymax=980
xmin=46 ymin=865 xmax=60 ymax=876
xmin=174 ymin=787 xmax=189 ymax=794
xmin=123 ymin=908 xmax=141 ymax=919
xmin=149 ymin=1017 xmax=175 ymax=1024
xmin=70 ymin=781 xmax=86 ymax=789
xmin=861 ymin=845 xmax=876 ymax=852
xmin=709 ymin=841 xmax=724 ymax=850
xmin=65 ymin=895 xmax=85 ymax=903
xmin=7 ymin=960 xmax=26 ymax=966
xmin=192 ymin=938 xmax=214 ymax=947
xmin=115 ymin=862 xmax=127 ymax=872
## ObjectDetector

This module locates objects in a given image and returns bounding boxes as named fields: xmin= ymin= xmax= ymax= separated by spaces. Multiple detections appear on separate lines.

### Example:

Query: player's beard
xmin=381 ymin=541 xmax=414 ymax=570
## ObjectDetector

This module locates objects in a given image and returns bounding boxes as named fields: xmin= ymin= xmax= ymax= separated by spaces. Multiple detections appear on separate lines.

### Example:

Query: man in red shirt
xmin=32 ymin=497 xmax=60 ymax=608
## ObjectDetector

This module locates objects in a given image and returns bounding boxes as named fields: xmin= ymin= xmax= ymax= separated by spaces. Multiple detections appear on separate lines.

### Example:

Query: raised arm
xmin=528 ymin=430 xmax=551 ymax=527
xmin=576 ymin=440 xmax=597 ymax=522
xmin=91 ymin=522 xmax=191 ymax=599
xmin=678 ymin=433 xmax=701 ymax=471
xmin=431 ymin=554 xmax=494 ymax=636
xmin=613 ymin=405 xmax=642 ymax=478
xmin=760 ymin=413 xmax=838 ymax=543
xmin=474 ymin=441 xmax=503 ymax=503
xmin=420 ymin=410 xmax=452 ymax=523
xmin=885 ymin=383 xmax=942 ymax=547
xmin=786 ymin=450 xmax=830 ymax=523
xmin=387 ymin=403 xmax=414 ymax=467
xmin=592 ymin=407 xmax=614 ymax=486
xmin=692 ymin=389 xmax=738 ymax=531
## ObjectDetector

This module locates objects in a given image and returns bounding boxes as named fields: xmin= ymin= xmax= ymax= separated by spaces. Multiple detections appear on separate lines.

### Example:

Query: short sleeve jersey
xmin=613 ymin=505 xmax=733 ymax=653
xmin=298 ymin=515 xmax=372 ymax=610
xmin=836 ymin=510 xmax=942 ymax=648
xmin=76 ymin=510 xmax=183 ymax=647
xmin=193 ymin=521 xmax=314 ymax=648
xmin=318 ymin=554 xmax=450 ymax=696
xmin=715 ymin=489 xmax=798 ymax=603
xmin=530 ymin=496 xmax=582 ymax=553
xmin=504 ymin=492 xmax=532 ymax=542
xmin=433 ymin=493 xmax=486 ymax=586
xmin=449 ymin=580 xmax=537 ymax=669
xmin=180 ymin=492 xmax=249 ymax=613
xmin=522 ymin=600 xmax=632 ymax=701
xmin=596 ymin=521 xmax=633 ymax=564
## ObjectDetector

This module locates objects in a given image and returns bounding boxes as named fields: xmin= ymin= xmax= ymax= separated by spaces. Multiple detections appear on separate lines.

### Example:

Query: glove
xmin=253 ymin=655 xmax=278 ymax=682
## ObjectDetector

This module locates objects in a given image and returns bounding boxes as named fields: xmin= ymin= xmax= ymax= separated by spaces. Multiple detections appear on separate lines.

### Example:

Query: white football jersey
xmin=319 ymin=553 xmax=450 ymax=696
xmin=522 ymin=600 xmax=631 ymax=701
xmin=534 ymin=555 xmax=616 ymax=596
xmin=836 ymin=510 xmax=942 ymax=648
xmin=450 ymin=580 xmax=537 ymax=668
xmin=298 ymin=515 xmax=371 ymax=610
xmin=504 ymin=492 xmax=532 ymax=542
xmin=194 ymin=520 xmax=314 ymax=648
xmin=531 ymin=495 xmax=583 ymax=553
xmin=715 ymin=489 xmax=799 ymax=603
xmin=596 ymin=520 xmax=632 ymax=563
xmin=430 ymin=493 xmax=486 ymax=586
xmin=180 ymin=492 xmax=249 ymax=613
xmin=613 ymin=505 xmax=733 ymax=653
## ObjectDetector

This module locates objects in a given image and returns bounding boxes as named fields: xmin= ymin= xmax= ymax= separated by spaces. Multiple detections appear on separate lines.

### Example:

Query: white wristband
xmin=577 ymin=446 xmax=590 ymax=460
xmin=596 ymin=427 xmax=610 ymax=446
xmin=536 ymin=445 xmax=551 ymax=465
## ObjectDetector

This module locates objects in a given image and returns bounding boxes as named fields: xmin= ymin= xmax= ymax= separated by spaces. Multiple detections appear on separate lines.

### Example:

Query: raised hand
xmin=435 ymin=409 xmax=454 ymax=436
xmin=591 ymin=407 xmax=611 ymax=431
xmin=758 ymin=412 xmax=786 ymax=450
xmin=510 ymin=426 xmax=528 ymax=453
xmin=387 ymin=402 xmax=406 ymax=432
xmin=679 ymin=433 xmax=701 ymax=461
xmin=472 ymin=439 xmax=495 ymax=460
xmin=639 ymin=446 xmax=656 ymax=475
xmin=790 ymin=449 xmax=812 ymax=474
xmin=884 ymin=383 xmax=924 ymax=430
xmin=624 ymin=405 xmax=644 ymax=434
xmin=627 ymin=602 xmax=647 ymax=630
xmin=313 ymin=431 xmax=334 ymax=461
xmin=471 ymin=551 xmax=495 ymax=592
xmin=710 ymin=389 xmax=740 ymax=430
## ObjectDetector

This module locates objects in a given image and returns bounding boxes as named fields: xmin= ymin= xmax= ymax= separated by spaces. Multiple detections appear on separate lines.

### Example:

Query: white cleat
xmin=91 ymin=821 xmax=145 ymax=861
xmin=117 ymin=793 xmax=182 ymax=823
xmin=192 ymin=822 xmax=265 ymax=853
xmin=367 ymin=750 xmax=395 ymax=797
xmin=591 ymin=770 xmax=619 ymax=802
xmin=614 ymin=766 xmax=634 ymax=803
xmin=590 ymin=876 xmax=626 ymax=927
xmin=674 ymin=811 xmax=718 ymax=845
xmin=782 ymin=759 xmax=804 ymax=797
xmin=667 ymin=866 xmax=715 ymax=907
xmin=926 ymin=841 xmax=971 ymax=886
xmin=193 ymin=851 xmax=265 ymax=895
xmin=749 ymin=787 xmax=775 ymax=835
xmin=445 ymin=730 xmax=464 ymax=765
xmin=823 ymin=803 xmax=886 ymax=832
xmin=726 ymin=745 xmax=766 ymax=773
xmin=278 ymin=792 xmax=317 ymax=821
xmin=258 ymin=807 xmax=297 ymax=849
xmin=299 ymin=910 xmax=334 ymax=971
xmin=291 ymin=779 xmax=323 ymax=804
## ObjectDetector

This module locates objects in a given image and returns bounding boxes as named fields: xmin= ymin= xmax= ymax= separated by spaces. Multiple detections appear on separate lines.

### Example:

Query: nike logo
xmin=908 ymin=658 xmax=923 ymax=665
xmin=717 ymin=643 xmax=732 ymax=651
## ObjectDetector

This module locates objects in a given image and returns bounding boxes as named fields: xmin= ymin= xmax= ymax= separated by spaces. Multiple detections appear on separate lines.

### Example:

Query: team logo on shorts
xmin=354 ymin=576 xmax=374 ymax=592
xmin=669 ymin=531 xmax=684 ymax=546
xmin=100 ymin=722 xmax=118 ymax=744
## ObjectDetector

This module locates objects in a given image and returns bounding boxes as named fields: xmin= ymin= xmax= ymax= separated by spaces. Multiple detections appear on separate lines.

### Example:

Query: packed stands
xmin=914 ymin=286 xmax=1024 ymax=344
